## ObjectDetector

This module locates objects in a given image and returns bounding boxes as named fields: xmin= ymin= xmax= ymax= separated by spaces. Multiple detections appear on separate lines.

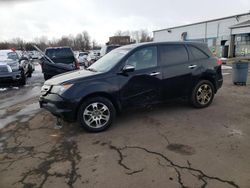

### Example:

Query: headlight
xmin=51 ymin=84 xmax=73 ymax=95
xmin=6 ymin=65 xmax=12 ymax=72
xmin=10 ymin=63 xmax=19 ymax=71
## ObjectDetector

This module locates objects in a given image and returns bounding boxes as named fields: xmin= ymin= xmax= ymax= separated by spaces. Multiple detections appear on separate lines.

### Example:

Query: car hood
xmin=45 ymin=69 xmax=102 ymax=85
xmin=0 ymin=59 xmax=17 ymax=65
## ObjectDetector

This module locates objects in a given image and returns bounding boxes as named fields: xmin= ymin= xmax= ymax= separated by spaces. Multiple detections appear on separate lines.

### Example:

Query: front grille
xmin=0 ymin=65 xmax=9 ymax=73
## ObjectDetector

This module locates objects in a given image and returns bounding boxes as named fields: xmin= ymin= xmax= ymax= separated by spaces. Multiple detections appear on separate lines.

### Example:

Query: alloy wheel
xmin=83 ymin=102 xmax=110 ymax=128
xmin=196 ymin=84 xmax=213 ymax=105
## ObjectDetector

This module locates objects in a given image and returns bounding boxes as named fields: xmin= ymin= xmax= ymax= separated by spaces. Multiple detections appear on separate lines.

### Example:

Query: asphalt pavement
xmin=0 ymin=64 xmax=250 ymax=188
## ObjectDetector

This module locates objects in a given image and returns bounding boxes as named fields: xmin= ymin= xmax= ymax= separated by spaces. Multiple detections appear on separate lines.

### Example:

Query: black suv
xmin=100 ymin=44 xmax=121 ymax=57
xmin=40 ymin=42 xmax=223 ymax=132
xmin=41 ymin=47 xmax=79 ymax=80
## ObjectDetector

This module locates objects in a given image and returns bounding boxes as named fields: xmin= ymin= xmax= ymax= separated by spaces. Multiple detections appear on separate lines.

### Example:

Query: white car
xmin=78 ymin=52 xmax=88 ymax=66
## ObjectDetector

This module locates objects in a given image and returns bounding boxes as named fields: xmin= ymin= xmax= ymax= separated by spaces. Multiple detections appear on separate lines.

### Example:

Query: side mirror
xmin=122 ymin=65 xmax=135 ymax=73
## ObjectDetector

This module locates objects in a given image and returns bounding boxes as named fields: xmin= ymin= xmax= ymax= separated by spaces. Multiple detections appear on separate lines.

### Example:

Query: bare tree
xmin=83 ymin=31 xmax=91 ymax=50
xmin=113 ymin=29 xmax=153 ymax=43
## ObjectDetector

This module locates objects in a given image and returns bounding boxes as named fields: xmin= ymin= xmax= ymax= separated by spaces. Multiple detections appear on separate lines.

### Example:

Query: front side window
xmin=125 ymin=46 xmax=157 ymax=70
xmin=159 ymin=44 xmax=188 ymax=66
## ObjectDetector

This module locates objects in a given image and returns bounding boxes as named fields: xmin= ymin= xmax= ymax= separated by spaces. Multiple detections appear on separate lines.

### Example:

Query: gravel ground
xmin=0 ymin=65 xmax=250 ymax=188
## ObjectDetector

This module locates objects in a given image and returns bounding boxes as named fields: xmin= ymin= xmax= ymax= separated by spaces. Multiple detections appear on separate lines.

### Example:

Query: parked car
xmin=0 ymin=49 xmax=32 ymax=85
xmin=78 ymin=52 xmax=88 ymax=66
xmin=40 ymin=47 xmax=80 ymax=80
xmin=40 ymin=42 xmax=223 ymax=132
xmin=28 ymin=50 xmax=41 ymax=59
xmin=85 ymin=50 xmax=100 ymax=67
xmin=18 ymin=51 xmax=35 ymax=77
xmin=100 ymin=44 xmax=120 ymax=57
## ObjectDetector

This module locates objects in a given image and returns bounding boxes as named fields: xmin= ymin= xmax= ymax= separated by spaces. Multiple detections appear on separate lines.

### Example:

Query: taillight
xmin=216 ymin=58 xmax=222 ymax=66
xmin=75 ymin=59 xmax=80 ymax=69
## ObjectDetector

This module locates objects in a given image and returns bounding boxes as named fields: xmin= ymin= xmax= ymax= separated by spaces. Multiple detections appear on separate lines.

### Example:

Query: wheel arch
xmin=198 ymin=76 xmax=217 ymax=93
xmin=76 ymin=92 xmax=121 ymax=119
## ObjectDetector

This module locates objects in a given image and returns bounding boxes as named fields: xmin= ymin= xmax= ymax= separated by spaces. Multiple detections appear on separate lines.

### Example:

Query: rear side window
xmin=159 ymin=44 xmax=188 ymax=66
xmin=189 ymin=45 xmax=208 ymax=60
xmin=45 ymin=48 xmax=74 ymax=59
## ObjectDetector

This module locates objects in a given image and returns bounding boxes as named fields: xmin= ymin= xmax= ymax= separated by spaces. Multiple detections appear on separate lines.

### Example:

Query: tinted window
xmin=159 ymin=44 xmax=188 ymax=65
xmin=189 ymin=45 xmax=208 ymax=60
xmin=45 ymin=48 xmax=74 ymax=59
xmin=125 ymin=46 xmax=157 ymax=70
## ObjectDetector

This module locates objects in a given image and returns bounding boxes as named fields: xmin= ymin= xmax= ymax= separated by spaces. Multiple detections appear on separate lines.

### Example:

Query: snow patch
xmin=222 ymin=65 xmax=232 ymax=70
xmin=0 ymin=88 xmax=7 ymax=92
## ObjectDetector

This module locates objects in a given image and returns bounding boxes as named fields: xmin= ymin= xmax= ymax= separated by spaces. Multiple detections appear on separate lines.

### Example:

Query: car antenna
xmin=33 ymin=45 xmax=55 ymax=64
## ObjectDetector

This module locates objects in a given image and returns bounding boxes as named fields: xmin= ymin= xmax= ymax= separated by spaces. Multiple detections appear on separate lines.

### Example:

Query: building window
xmin=235 ymin=34 xmax=250 ymax=57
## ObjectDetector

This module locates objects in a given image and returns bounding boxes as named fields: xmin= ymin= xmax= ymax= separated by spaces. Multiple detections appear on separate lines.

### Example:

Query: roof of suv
xmin=120 ymin=41 xmax=207 ymax=48
xmin=118 ymin=41 xmax=212 ymax=57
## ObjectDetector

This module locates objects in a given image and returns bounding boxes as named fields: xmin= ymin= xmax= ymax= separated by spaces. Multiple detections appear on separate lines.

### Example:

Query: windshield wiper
xmin=86 ymin=68 xmax=97 ymax=72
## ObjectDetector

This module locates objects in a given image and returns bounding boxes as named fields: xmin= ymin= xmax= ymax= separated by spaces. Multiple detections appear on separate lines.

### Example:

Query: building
xmin=109 ymin=36 xmax=132 ymax=45
xmin=153 ymin=12 xmax=250 ymax=58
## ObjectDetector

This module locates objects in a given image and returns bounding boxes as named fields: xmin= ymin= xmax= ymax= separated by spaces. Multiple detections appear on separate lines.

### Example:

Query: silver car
xmin=0 ymin=50 xmax=27 ymax=85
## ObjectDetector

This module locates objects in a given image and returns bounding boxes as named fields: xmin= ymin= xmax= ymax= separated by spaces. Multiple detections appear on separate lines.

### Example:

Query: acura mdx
xmin=39 ymin=42 xmax=223 ymax=132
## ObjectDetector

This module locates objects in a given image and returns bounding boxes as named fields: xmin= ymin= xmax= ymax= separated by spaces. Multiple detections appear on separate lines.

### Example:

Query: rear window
xmin=189 ymin=45 xmax=208 ymax=60
xmin=45 ymin=48 xmax=74 ymax=59
xmin=159 ymin=44 xmax=188 ymax=66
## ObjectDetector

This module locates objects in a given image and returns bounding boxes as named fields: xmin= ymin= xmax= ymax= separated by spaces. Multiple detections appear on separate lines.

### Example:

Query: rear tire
xmin=77 ymin=97 xmax=116 ymax=132
xmin=27 ymin=65 xmax=33 ymax=77
xmin=190 ymin=80 xmax=215 ymax=108
xmin=27 ymin=71 xmax=32 ymax=78
xmin=19 ymin=73 xmax=26 ymax=86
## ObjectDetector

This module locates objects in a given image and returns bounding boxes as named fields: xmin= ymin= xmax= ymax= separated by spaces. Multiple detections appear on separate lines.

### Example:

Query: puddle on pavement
xmin=167 ymin=143 xmax=196 ymax=155
xmin=0 ymin=103 xmax=41 ymax=129
xmin=0 ymin=109 xmax=6 ymax=117
xmin=0 ymin=86 xmax=41 ymax=109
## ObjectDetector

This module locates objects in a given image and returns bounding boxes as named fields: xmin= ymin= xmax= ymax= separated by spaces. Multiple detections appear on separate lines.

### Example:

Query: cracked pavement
xmin=0 ymin=65 xmax=250 ymax=188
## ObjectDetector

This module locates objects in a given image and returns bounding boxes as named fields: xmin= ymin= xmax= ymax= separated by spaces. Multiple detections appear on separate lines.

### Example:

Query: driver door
xmin=119 ymin=46 xmax=162 ymax=108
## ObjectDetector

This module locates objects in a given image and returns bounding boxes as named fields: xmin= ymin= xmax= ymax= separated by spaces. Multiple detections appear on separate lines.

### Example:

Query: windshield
xmin=88 ymin=48 xmax=130 ymax=72
xmin=0 ymin=51 xmax=18 ymax=61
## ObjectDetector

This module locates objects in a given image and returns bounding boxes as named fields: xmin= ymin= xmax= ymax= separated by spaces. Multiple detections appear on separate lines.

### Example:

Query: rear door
xmin=119 ymin=46 xmax=162 ymax=108
xmin=159 ymin=44 xmax=193 ymax=99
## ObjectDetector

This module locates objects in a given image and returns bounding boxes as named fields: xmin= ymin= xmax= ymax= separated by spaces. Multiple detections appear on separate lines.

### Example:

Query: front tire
xmin=78 ymin=97 xmax=116 ymax=132
xmin=190 ymin=80 xmax=215 ymax=108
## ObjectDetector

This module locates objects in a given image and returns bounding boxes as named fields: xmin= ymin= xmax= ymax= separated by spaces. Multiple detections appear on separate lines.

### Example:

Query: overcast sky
xmin=0 ymin=0 xmax=249 ymax=44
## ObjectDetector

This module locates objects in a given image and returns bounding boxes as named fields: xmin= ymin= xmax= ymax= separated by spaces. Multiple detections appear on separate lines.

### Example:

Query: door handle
xmin=149 ymin=72 xmax=161 ymax=76
xmin=188 ymin=65 xmax=197 ymax=69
